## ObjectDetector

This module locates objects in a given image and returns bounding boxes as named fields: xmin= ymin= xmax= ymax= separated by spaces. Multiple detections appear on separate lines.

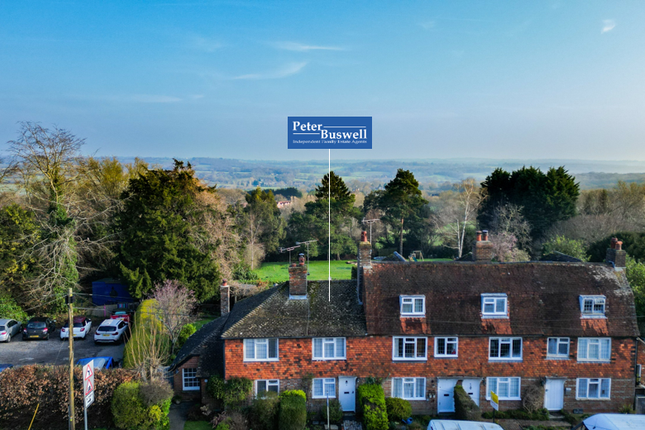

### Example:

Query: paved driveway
xmin=0 ymin=326 xmax=125 ymax=367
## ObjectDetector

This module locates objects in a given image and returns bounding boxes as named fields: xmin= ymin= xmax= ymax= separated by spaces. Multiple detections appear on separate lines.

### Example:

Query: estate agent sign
xmin=288 ymin=116 xmax=372 ymax=149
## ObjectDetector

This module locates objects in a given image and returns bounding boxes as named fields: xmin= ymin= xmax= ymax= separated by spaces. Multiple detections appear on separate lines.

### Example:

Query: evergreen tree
xmin=116 ymin=161 xmax=221 ymax=300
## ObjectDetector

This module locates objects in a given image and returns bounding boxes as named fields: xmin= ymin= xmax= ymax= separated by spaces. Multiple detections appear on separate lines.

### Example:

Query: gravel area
xmin=0 ymin=325 xmax=125 ymax=367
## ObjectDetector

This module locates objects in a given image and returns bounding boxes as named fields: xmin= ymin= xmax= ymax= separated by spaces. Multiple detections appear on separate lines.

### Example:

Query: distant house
xmin=276 ymin=200 xmax=292 ymax=209
xmin=171 ymin=234 xmax=642 ymax=415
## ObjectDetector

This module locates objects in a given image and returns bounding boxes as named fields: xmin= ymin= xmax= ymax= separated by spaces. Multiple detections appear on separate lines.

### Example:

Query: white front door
xmin=461 ymin=379 xmax=481 ymax=407
xmin=338 ymin=377 xmax=356 ymax=412
xmin=544 ymin=379 xmax=565 ymax=411
xmin=437 ymin=378 xmax=459 ymax=413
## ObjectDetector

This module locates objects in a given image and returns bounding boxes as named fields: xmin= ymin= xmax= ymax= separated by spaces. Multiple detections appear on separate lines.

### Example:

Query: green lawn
xmin=253 ymin=260 xmax=355 ymax=283
xmin=184 ymin=421 xmax=211 ymax=430
xmin=193 ymin=318 xmax=214 ymax=331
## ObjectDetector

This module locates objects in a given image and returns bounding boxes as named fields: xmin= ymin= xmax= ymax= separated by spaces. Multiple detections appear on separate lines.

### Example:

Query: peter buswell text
xmin=287 ymin=116 xmax=372 ymax=149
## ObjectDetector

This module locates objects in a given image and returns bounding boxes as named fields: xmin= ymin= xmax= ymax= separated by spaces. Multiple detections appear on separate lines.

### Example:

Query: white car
xmin=0 ymin=319 xmax=21 ymax=343
xmin=60 ymin=316 xmax=92 ymax=340
xmin=94 ymin=318 xmax=128 ymax=344
xmin=428 ymin=420 xmax=504 ymax=430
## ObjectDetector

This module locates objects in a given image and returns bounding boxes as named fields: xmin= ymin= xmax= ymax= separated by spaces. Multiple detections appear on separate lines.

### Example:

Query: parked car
xmin=94 ymin=318 xmax=128 ymax=344
xmin=60 ymin=316 xmax=92 ymax=340
xmin=0 ymin=364 xmax=13 ymax=372
xmin=0 ymin=319 xmax=21 ymax=343
xmin=577 ymin=413 xmax=645 ymax=430
xmin=428 ymin=420 xmax=504 ymax=430
xmin=110 ymin=309 xmax=133 ymax=325
xmin=22 ymin=317 xmax=56 ymax=340
xmin=76 ymin=356 xmax=115 ymax=371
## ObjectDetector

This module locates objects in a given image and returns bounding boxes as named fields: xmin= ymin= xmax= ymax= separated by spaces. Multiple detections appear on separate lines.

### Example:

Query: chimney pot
xmin=298 ymin=253 xmax=305 ymax=266
xmin=476 ymin=231 xmax=482 ymax=242
xmin=361 ymin=231 xmax=368 ymax=242
xmin=616 ymin=241 xmax=623 ymax=251
xmin=610 ymin=237 xmax=618 ymax=249
xmin=482 ymin=230 xmax=489 ymax=241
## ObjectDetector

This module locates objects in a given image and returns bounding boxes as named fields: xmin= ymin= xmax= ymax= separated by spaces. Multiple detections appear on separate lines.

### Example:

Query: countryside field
xmin=253 ymin=260 xmax=354 ymax=283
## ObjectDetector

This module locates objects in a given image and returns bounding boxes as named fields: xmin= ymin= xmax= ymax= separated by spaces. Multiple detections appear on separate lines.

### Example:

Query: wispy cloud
xmin=601 ymin=19 xmax=616 ymax=34
xmin=419 ymin=20 xmax=435 ymax=30
xmin=69 ymin=94 xmax=183 ymax=103
xmin=271 ymin=41 xmax=343 ymax=52
xmin=233 ymin=62 xmax=307 ymax=80
xmin=188 ymin=34 xmax=223 ymax=52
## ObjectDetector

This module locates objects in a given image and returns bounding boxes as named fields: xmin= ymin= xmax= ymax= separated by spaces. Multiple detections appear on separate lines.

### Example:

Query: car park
xmin=0 ymin=319 xmax=21 ymax=343
xmin=76 ymin=356 xmax=115 ymax=371
xmin=22 ymin=317 xmax=56 ymax=340
xmin=94 ymin=318 xmax=128 ymax=344
xmin=60 ymin=316 xmax=92 ymax=340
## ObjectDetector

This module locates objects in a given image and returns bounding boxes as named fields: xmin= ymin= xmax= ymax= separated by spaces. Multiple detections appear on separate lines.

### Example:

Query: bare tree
xmin=490 ymin=203 xmax=532 ymax=250
xmin=432 ymin=179 xmax=485 ymax=258
xmin=151 ymin=280 xmax=197 ymax=356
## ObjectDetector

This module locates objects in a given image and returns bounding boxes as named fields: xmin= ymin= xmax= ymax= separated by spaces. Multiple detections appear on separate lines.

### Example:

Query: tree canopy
xmin=479 ymin=166 xmax=579 ymax=243
xmin=116 ymin=160 xmax=221 ymax=300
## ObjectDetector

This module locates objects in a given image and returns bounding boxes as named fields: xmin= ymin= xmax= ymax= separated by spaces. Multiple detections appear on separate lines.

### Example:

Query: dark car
xmin=22 ymin=317 xmax=56 ymax=340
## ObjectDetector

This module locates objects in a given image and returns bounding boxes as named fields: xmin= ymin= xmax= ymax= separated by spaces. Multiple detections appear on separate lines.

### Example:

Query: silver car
xmin=0 ymin=319 xmax=21 ymax=343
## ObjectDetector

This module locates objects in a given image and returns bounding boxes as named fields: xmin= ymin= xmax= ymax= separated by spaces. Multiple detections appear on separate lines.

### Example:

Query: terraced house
xmin=171 ymin=233 xmax=643 ymax=415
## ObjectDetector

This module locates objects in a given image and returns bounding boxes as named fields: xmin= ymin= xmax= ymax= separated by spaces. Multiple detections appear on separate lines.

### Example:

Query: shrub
xmin=0 ymin=292 xmax=28 ymax=322
xmin=522 ymin=385 xmax=544 ymax=414
xmin=177 ymin=323 xmax=197 ymax=350
xmin=357 ymin=383 xmax=388 ymax=430
xmin=453 ymin=385 xmax=480 ymax=421
xmin=249 ymin=391 xmax=280 ymax=430
xmin=207 ymin=376 xmax=253 ymax=408
xmin=111 ymin=381 xmax=171 ymax=430
xmin=619 ymin=404 xmax=635 ymax=414
xmin=323 ymin=398 xmax=344 ymax=424
xmin=279 ymin=390 xmax=307 ymax=430
xmin=211 ymin=411 xmax=248 ymax=430
xmin=385 ymin=397 xmax=411 ymax=422
xmin=139 ymin=379 xmax=173 ymax=407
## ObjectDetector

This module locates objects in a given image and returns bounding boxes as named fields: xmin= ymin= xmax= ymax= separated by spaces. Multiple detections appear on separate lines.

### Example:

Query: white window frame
xmin=392 ymin=337 xmax=428 ymax=361
xmin=489 ymin=337 xmax=522 ymax=361
xmin=547 ymin=337 xmax=570 ymax=359
xmin=580 ymin=295 xmax=606 ymax=318
xmin=577 ymin=338 xmax=611 ymax=362
xmin=182 ymin=368 xmax=200 ymax=391
xmin=400 ymin=295 xmax=425 ymax=317
xmin=486 ymin=377 xmax=521 ymax=400
xmin=576 ymin=378 xmax=611 ymax=400
xmin=392 ymin=377 xmax=426 ymax=400
xmin=434 ymin=337 xmax=458 ymax=358
xmin=255 ymin=379 xmax=280 ymax=396
xmin=312 ymin=337 xmax=346 ymax=360
xmin=312 ymin=378 xmax=336 ymax=399
xmin=244 ymin=338 xmax=279 ymax=361
xmin=481 ymin=294 xmax=508 ymax=318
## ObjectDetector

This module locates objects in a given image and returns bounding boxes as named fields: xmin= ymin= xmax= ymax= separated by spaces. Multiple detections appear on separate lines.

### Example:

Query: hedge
xmin=454 ymin=385 xmax=480 ymax=421
xmin=111 ymin=380 xmax=172 ymax=430
xmin=207 ymin=376 xmax=253 ymax=408
xmin=279 ymin=390 xmax=307 ymax=430
xmin=357 ymin=384 xmax=388 ymax=430
xmin=0 ymin=365 xmax=135 ymax=430
xmin=385 ymin=397 xmax=411 ymax=422
xmin=249 ymin=391 xmax=280 ymax=430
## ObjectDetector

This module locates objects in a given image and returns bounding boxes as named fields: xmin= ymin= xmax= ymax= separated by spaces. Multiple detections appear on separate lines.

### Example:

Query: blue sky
xmin=1 ymin=1 xmax=643 ymax=161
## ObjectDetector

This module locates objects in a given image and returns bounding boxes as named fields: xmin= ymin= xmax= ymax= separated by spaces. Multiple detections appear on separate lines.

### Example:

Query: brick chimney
xmin=288 ymin=254 xmax=307 ymax=298
xmin=357 ymin=231 xmax=372 ymax=304
xmin=606 ymin=237 xmax=627 ymax=268
xmin=473 ymin=230 xmax=493 ymax=262
xmin=220 ymin=279 xmax=230 ymax=315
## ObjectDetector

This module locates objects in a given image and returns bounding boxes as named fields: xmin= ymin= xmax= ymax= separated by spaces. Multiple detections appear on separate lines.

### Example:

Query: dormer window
xmin=580 ymin=295 xmax=606 ymax=318
xmin=400 ymin=295 xmax=425 ymax=317
xmin=481 ymin=293 xmax=508 ymax=318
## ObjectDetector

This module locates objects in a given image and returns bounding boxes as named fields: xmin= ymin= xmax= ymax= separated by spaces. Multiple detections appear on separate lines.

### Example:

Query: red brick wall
xmin=223 ymin=336 xmax=637 ymax=414
xmin=173 ymin=356 xmax=202 ymax=400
